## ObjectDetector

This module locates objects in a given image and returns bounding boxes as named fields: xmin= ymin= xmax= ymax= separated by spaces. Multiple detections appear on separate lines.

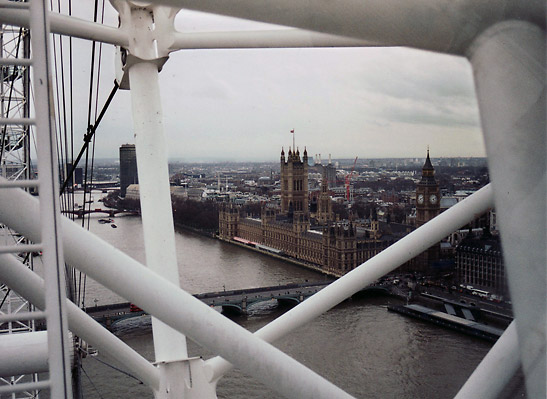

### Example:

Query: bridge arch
xmin=221 ymin=304 xmax=244 ymax=315
xmin=277 ymin=297 xmax=302 ymax=307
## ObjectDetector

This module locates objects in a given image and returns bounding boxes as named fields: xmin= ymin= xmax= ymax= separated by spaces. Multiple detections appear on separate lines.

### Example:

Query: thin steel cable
xmin=90 ymin=356 xmax=144 ymax=384
xmin=56 ymin=0 xmax=70 ymax=200
xmin=81 ymin=0 xmax=99 ymax=228
xmin=81 ymin=366 xmax=105 ymax=399
xmin=51 ymin=32 xmax=68 ymax=213
xmin=68 ymin=0 xmax=75 ymax=219
xmin=80 ymin=0 xmax=105 ymax=308
xmin=67 ymin=0 xmax=79 ymax=312
xmin=58 ymin=31 xmax=71 ymax=215
xmin=50 ymin=0 xmax=76 ymax=305
xmin=0 ymin=289 xmax=11 ymax=309
xmin=48 ymin=0 xmax=64 ymax=206
xmin=59 ymin=82 xmax=118 ymax=195
xmin=82 ymin=0 xmax=103 ymax=304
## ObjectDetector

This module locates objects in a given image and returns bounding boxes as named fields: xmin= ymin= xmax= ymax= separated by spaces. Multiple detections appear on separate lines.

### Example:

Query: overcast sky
xmin=57 ymin=5 xmax=486 ymax=162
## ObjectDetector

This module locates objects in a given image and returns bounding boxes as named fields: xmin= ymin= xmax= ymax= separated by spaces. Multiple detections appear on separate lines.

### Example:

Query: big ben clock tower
xmin=415 ymin=149 xmax=441 ymax=271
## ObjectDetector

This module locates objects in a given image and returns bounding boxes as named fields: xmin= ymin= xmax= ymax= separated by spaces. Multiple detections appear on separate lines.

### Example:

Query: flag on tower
xmin=290 ymin=129 xmax=294 ymax=133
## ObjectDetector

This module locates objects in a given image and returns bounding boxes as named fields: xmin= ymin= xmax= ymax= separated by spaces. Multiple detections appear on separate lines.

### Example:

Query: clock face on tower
xmin=417 ymin=194 xmax=424 ymax=204
xmin=430 ymin=194 xmax=438 ymax=204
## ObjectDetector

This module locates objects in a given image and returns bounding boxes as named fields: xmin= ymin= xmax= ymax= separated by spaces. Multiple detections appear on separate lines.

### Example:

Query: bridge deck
xmin=84 ymin=281 xmax=335 ymax=323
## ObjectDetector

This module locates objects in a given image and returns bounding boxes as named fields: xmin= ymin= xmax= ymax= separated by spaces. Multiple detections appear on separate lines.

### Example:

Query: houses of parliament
xmin=219 ymin=147 xmax=440 ymax=276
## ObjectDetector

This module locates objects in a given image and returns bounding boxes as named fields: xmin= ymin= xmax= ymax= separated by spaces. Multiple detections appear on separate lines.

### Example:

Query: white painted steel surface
xmin=171 ymin=29 xmax=378 ymax=50
xmin=0 ymin=186 xmax=356 ymax=399
xmin=0 ymin=6 xmax=37 ymax=397
xmin=117 ymin=2 xmax=190 ymax=366
xmin=0 ymin=251 xmax=161 ymax=390
xmin=148 ymin=0 xmax=545 ymax=55
xmin=156 ymin=358 xmax=218 ymax=399
xmin=0 ymin=331 xmax=48 ymax=377
xmin=0 ymin=311 xmax=45 ymax=323
xmin=455 ymin=321 xmax=520 ymax=399
xmin=0 ymin=8 xmax=129 ymax=47
xmin=467 ymin=21 xmax=546 ymax=399
xmin=128 ymin=60 xmax=190 ymax=364
xmin=0 ymin=380 xmax=50 ymax=395
xmin=204 ymin=184 xmax=495 ymax=379
xmin=28 ymin=0 xmax=72 ymax=397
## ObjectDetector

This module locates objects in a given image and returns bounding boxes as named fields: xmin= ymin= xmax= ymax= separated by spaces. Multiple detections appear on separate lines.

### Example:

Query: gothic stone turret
xmin=219 ymin=203 xmax=240 ymax=239
xmin=322 ymin=222 xmax=357 ymax=274
xmin=280 ymin=146 xmax=309 ymax=218
xmin=316 ymin=168 xmax=333 ymax=225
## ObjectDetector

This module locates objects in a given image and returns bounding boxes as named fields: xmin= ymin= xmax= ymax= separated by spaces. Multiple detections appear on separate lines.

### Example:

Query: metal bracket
xmin=155 ymin=357 xmax=218 ymax=399
xmin=111 ymin=0 xmax=179 ymax=89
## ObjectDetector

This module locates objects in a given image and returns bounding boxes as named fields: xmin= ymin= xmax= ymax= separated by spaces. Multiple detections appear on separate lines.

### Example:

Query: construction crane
xmin=345 ymin=157 xmax=358 ymax=202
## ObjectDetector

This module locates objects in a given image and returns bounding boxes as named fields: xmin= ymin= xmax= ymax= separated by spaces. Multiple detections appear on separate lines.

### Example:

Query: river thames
xmin=78 ymin=211 xmax=498 ymax=399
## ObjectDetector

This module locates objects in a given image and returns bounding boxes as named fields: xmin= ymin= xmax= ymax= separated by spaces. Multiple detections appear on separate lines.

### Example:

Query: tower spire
xmin=290 ymin=129 xmax=295 ymax=152
xmin=423 ymin=146 xmax=433 ymax=171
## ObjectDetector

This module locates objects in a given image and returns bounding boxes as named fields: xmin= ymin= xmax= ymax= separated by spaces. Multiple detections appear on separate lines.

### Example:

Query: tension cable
xmin=59 ymin=80 xmax=119 ymax=195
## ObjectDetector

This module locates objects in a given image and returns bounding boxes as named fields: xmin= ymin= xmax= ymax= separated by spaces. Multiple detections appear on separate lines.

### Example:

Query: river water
xmin=76 ymin=201 xmax=496 ymax=399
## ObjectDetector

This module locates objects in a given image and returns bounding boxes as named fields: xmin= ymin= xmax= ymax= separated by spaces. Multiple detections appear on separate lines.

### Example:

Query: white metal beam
xmin=0 ymin=252 xmax=161 ymax=391
xmin=130 ymin=58 xmax=191 ymax=365
xmin=455 ymin=321 xmax=520 ymax=399
xmin=0 ymin=8 xmax=377 ymax=52
xmin=29 ymin=0 xmax=72 ymax=396
xmin=171 ymin=29 xmax=379 ymax=51
xmin=0 ymin=331 xmax=48 ymax=377
xmin=114 ymin=0 xmax=190 ymax=365
xmin=467 ymin=20 xmax=546 ymax=399
xmin=150 ymin=0 xmax=545 ymax=55
xmin=0 ymin=8 xmax=128 ymax=47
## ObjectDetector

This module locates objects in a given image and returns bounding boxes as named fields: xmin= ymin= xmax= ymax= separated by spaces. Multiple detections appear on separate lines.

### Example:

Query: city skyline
xmin=63 ymin=6 xmax=485 ymax=162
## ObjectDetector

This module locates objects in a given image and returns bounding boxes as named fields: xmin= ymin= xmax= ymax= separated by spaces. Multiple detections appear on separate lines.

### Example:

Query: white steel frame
xmin=0 ymin=7 xmax=33 ymax=393
xmin=0 ymin=1 xmax=544 ymax=398
xmin=0 ymin=0 xmax=72 ymax=398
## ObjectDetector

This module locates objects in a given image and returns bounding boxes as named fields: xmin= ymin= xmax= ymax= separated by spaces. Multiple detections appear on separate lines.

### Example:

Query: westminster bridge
xmin=83 ymin=281 xmax=394 ymax=327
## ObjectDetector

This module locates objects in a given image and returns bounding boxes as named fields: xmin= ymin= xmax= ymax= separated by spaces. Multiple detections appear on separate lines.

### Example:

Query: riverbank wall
xmin=174 ymin=223 xmax=216 ymax=238
xmin=217 ymin=236 xmax=344 ymax=278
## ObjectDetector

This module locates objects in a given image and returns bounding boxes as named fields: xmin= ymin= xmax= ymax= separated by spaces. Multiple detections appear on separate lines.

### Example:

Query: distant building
xmin=125 ymin=184 xmax=140 ymax=201
xmin=324 ymin=155 xmax=337 ymax=188
xmin=310 ymin=154 xmax=336 ymax=188
xmin=124 ymin=184 xmax=190 ymax=201
xmin=456 ymin=232 xmax=508 ymax=299
xmin=119 ymin=144 xmax=138 ymax=197
xmin=280 ymin=147 xmax=309 ymax=218
xmin=65 ymin=162 xmax=83 ymax=188
xmin=315 ymin=168 xmax=334 ymax=225
xmin=415 ymin=150 xmax=441 ymax=271
xmin=441 ymin=193 xmax=496 ymax=248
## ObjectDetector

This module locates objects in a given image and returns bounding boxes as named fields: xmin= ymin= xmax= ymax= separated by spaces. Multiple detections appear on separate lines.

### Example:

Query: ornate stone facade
xmin=415 ymin=150 xmax=441 ymax=271
xmin=219 ymin=204 xmax=390 ymax=276
xmin=316 ymin=168 xmax=333 ymax=224
xmin=280 ymin=147 xmax=309 ymax=217
xmin=218 ymin=146 xmax=391 ymax=276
